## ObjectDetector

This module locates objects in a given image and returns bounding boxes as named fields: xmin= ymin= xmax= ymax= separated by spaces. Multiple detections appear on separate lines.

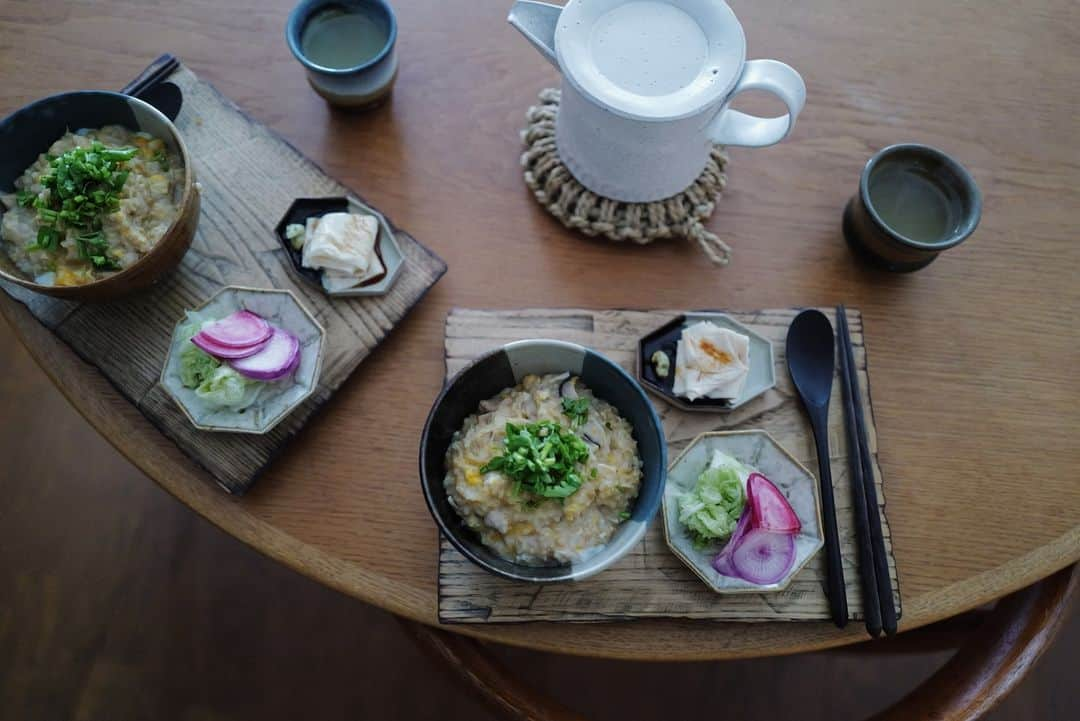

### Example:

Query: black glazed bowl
xmin=0 ymin=90 xmax=198 ymax=300
xmin=420 ymin=339 xmax=667 ymax=583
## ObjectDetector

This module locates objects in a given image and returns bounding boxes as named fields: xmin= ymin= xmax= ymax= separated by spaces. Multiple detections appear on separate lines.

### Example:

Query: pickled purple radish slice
xmin=747 ymin=472 xmax=802 ymax=534
xmin=730 ymin=528 xmax=796 ymax=585
xmin=229 ymin=327 xmax=300 ymax=381
xmin=191 ymin=332 xmax=269 ymax=359
xmin=712 ymin=505 xmax=752 ymax=578
xmin=199 ymin=310 xmax=272 ymax=348
xmin=711 ymin=547 xmax=738 ymax=578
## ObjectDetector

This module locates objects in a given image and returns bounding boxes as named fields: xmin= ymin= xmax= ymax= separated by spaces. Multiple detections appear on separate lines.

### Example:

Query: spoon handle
xmin=812 ymin=413 xmax=849 ymax=627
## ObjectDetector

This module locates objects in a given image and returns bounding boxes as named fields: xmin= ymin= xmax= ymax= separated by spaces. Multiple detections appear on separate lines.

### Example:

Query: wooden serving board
xmin=0 ymin=61 xmax=446 ymax=494
xmin=438 ymin=309 xmax=901 ymax=623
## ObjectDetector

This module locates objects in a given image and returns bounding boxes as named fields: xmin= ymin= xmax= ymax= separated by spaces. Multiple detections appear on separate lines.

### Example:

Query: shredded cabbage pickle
xmin=678 ymin=452 xmax=747 ymax=545
xmin=176 ymin=310 xmax=263 ymax=411
xmin=179 ymin=343 xmax=220 ymax=389
xmin=194 ymin=365 xmax=262 ymax=408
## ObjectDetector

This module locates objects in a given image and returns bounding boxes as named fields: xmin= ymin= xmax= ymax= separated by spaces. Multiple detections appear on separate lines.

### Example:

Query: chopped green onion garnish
xmin=36 ymin=227 xmax=60 ymax=250
xmin=561 ymin=397 xmax=590 ymax=428
xmin=152 ymin=150 xmax=170 ymax=170
xmin=481 ymin=421 xmax=591 ymax=499
xmin=22 ymin=140 xmax=136 ymax=269
xmin=100 ymin=147 xmax=137 ymax=162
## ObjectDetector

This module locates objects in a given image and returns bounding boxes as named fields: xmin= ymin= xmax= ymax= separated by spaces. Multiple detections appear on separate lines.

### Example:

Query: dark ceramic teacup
xmin=286 ymin=0 xmax=398 ymax=108
xmin=844 ymin=143 xmax=981 ymax=272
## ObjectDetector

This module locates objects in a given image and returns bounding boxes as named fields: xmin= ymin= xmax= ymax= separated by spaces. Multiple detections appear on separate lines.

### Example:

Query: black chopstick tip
xmin=882 ymin=613 xmax=898 ymax=636
xmin=121 ymin=53 xmax=181 ymax=98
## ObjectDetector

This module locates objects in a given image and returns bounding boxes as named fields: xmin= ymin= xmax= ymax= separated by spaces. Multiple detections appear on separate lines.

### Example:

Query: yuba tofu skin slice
xmin=301 ymin=212 xmax=378 ymax=275
xmin=747 ymin=472 xmax=802 ymax=534
xmin=229 ymin=327 xmax=300 ymax=382
xmin=672 ymin=321 xmax=751 ymax=401
xmin=363 ymin=250 xmax=385 ymax=280
xmin=321 ymin=270 xmax=360 ymax=293
xmin=198 ymin=310 xmax=272 ymax=348
xmin=300 ymin=216 xmax=320 ymax=269
xmin=320 ymin=252 xmax=386 ymax=292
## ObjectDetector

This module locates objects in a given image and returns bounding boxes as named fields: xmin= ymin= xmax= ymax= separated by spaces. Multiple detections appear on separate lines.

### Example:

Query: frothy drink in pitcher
xmin=590 ymin=1 xmax=710 ymax=96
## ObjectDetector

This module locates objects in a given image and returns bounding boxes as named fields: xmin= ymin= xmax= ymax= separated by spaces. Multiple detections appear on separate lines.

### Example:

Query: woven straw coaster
xmin=521 ymin=88 xmax=731 ymax=264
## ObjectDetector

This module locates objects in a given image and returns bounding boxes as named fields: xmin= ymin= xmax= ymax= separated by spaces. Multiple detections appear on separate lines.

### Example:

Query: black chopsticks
xmin=837 ymin=306 xmax=898 ymax=636
xmin=120 ymin=53 xmax=180 ymax=98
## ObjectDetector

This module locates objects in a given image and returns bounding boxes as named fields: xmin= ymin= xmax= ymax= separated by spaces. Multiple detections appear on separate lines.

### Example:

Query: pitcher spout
xmin=508 ymin=1 xmax=562 ymax=69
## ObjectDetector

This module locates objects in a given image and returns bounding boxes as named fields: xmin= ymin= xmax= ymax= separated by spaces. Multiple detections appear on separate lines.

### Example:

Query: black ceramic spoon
xmin=787 ymin=309 xmax=848 ymax=628
xmin=137 ymin=81 xmax=183 ymax=122
xmin=119 ymin=54 xmax=183 ymax=122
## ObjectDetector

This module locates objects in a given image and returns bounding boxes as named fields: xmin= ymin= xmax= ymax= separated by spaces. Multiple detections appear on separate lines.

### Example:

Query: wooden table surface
xmin=2 ymin=0 xmax=1077 ymax=661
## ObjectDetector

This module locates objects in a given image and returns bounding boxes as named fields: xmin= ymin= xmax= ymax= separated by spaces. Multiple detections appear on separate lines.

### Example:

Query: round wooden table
xmin=2 ymin=0 xmax=1077 ymax=661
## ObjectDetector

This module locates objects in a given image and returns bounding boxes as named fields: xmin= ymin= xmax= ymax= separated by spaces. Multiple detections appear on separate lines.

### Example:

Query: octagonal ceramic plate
xmin=275 ymin=196 xmax=403 ymax=297
xmin=637 ymin=312 xmax=775 ymax=412
xmin=160 ymin=286 xmax=325 ymax=434
xmin=662 ymin=430 xmax=823 ymax=593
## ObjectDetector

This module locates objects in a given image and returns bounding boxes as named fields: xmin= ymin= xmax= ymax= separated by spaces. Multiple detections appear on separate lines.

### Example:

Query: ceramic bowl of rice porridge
xmin=0 ymin=91 xmax=199 ymax=301
xmin=420 ymin=339 xmax=667 ymax=582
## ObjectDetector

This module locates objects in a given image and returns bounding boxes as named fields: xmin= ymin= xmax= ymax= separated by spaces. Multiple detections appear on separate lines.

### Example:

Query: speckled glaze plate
xmin=637 ymin=312 xmax=776 ymax=412
xmin=274 ymin=196 xmax=403 ymax=297
xmin=160 ymin=286 xmax=325 ymax=434
xmin=662 ymin=430 xmax=824 ymax=593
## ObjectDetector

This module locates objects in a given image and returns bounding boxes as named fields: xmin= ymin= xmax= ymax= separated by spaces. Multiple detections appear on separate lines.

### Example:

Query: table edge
xmin=4 ymin=293 xmax=1078 ymax=661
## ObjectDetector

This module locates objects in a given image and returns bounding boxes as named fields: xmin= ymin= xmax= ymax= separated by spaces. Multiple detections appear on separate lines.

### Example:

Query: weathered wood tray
xmin=438 ymin=308 xmax=901 ymax=623
xmin=0 ymin=60 xmax=446 ymax=494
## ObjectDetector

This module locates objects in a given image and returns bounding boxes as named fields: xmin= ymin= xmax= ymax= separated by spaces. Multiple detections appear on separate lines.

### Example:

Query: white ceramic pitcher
xmin=509 ymin=0 xmax=806 ymax=202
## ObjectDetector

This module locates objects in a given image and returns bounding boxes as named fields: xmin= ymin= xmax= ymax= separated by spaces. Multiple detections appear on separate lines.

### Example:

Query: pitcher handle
xmin=707 ymin=60 xmax=806 ymax=147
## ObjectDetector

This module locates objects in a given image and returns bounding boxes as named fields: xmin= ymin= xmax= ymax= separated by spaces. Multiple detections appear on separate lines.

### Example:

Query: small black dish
xmin=637 ymin=312 xmax=776 ymax=413
xmin=274 ymin=196 xmax=403 ymax=297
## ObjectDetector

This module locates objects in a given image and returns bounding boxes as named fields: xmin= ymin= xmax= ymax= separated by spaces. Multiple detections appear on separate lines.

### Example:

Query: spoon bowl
xmin=787 ymin=309 xmax=835 ymax=407
xmin=138 ymin=81 xmax=183 ymax=122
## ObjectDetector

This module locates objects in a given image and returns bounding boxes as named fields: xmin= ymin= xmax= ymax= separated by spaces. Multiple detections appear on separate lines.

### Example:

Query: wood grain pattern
xmin=0 ymin=62 xmax=446 ymax=493
xmin=437 ymin=308 xmax=901 ymax=623
xmin=0 ymin=0 xmax=1077 ymax=660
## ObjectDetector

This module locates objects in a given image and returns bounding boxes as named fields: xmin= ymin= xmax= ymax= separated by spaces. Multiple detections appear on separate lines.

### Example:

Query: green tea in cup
xmin=301 ymin=6 xmax=389 ymax=69
xmin=867 ymin=162 xmax=958 ymax=244
xmin=286 ymin=0 xmax=399 ymax=108
xmin=844 ymin=144 xmax=982 ymax=272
